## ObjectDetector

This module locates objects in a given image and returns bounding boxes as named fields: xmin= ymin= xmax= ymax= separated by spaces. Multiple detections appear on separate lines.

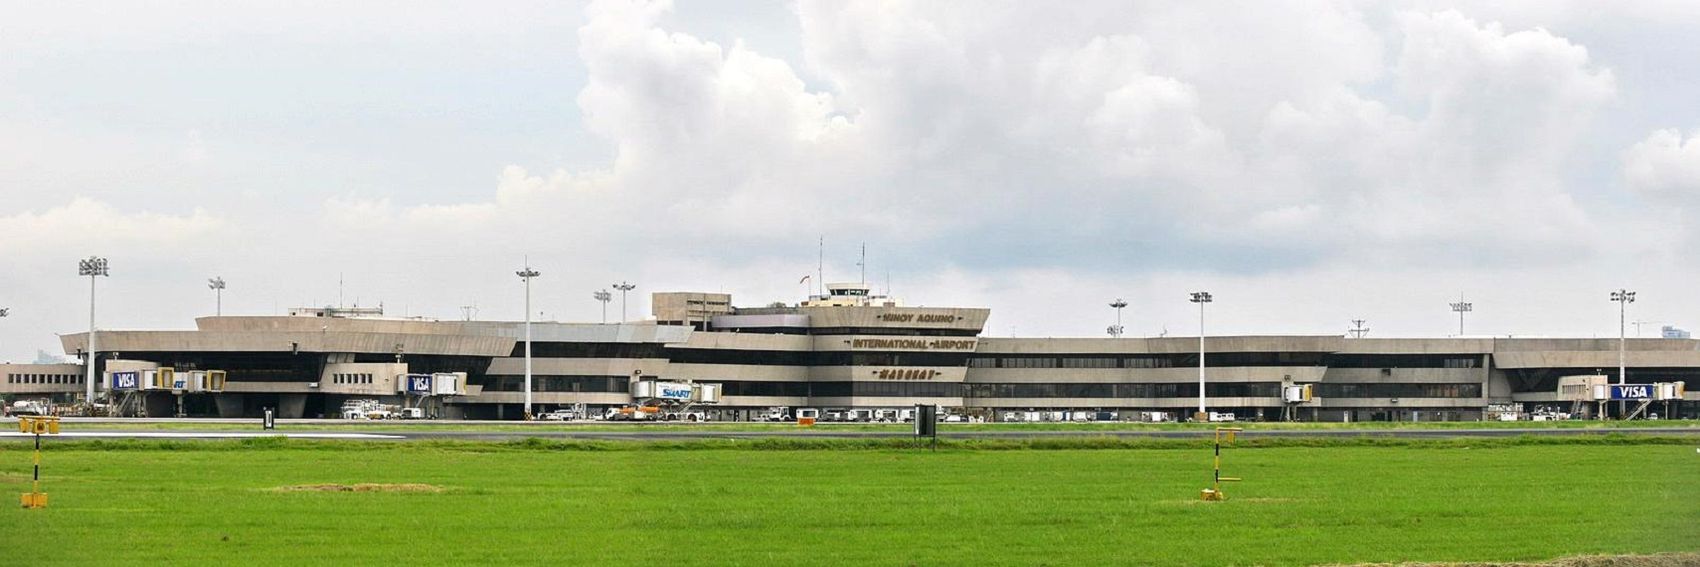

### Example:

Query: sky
xmin=5 ymin=0 xmax=1700 ymax=362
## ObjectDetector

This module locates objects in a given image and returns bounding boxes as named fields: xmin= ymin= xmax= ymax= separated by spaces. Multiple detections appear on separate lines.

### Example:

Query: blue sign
xmin=111 ymin=371 xmax=138 ymax=390
xmin=406 ymin=374 xmax=432 ymax=393
xmin=1609 ymin=384 xmax=1656 ymax=400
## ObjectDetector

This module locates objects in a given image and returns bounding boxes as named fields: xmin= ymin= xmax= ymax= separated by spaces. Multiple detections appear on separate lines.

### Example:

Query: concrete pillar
xmin=277 ymin=394 xmax=308 ymax=418
xmin=143 ymin=392 xmax=174 ymax=417
xmin=215 ymin=394 xmax=244 ymax=418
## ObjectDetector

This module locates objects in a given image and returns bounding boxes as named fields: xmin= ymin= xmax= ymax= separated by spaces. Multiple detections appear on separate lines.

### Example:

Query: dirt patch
xmin=269 ymin=483 xmax=443 ymax=493
xmin=1336 ymin=552 xmax=1700 ymax=567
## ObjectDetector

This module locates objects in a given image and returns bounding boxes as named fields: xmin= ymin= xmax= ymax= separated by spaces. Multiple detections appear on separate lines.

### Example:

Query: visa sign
xmin=111 ymin=371 xmax=139 ymax=390
xmin=1610 ymin=384 xmax=1655 ymax=400
xmin=406 ymin=375 xmax=433 ymax=393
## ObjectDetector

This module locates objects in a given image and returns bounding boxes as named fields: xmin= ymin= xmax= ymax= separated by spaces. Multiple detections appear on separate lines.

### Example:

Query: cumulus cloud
xmin=10 ymin=0 xmax=1700 ymax=359
xmin=1624 ymin=128 xmax=1700 ymax=199
xmin=0 ymin=197 xmax=225 ymax=257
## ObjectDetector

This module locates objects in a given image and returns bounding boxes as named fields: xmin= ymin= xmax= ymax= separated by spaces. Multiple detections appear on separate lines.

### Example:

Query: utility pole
xmin=1107 ymin=299 xmax=1127 ymax=338
xmin=79 ymin=256 xmax=109 ymax=404
xmin=1190 ymin=291 xmax=1213 ymax=419
xmin=516 ymin=261 xmax=541 ymax=419
xmin=208 ymin=277 xmax=226 ymax=316
xmin=613 ymin=282 xmax=636 ymax=323
xmin=1449 ymin=294 xmax=1472 ymax=336
xmin=1611 ymin=289 xmax=1636 ymax=419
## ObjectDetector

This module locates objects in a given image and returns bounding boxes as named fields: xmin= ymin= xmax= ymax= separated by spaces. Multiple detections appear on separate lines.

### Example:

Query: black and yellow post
xmin=1200 ymin=427 xmax=1242 ymax=501
xmin=19 ymin=415 xmax=61 ymax=509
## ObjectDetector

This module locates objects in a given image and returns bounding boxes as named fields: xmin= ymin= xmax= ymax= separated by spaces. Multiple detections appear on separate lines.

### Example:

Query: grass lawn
xmin=43 ymin=418 xmax=1700 ymax=434
xmin=1 ymin=439 xmax=1696 ymax=566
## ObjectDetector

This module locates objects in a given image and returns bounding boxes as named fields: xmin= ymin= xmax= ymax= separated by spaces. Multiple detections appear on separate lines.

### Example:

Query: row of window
xmin=331 ymin=373 xmax=374 ymax=385
xmin=500 ymin=343 xmax=1486 ymax=371
xmin=1314 ymin=383 xmax=1482 ymax=398
xmin=481 ymin=376 xmax=632 ymax=393
xmin=711 ymin=381 xmax=1484 ymax=399
xmin=5 ymin=374 xmax=85 ymax=385
xmin=968 ymin=353 xmax=1485 ymax=370
xmin=964 ymin=382 xmax=1283 ymax=399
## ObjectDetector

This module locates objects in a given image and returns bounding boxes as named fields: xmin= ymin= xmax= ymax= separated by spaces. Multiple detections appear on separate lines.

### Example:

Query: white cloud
xmin=1624 ymin=128 xmax=1700 ymax=199
xmin=9 ymin=0 xmax=1700 ymax=359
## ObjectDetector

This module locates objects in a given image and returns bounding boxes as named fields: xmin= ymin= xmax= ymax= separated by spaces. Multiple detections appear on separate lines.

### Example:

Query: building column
xmin=277 ymin=394 xmax=308 ymax=418
xmin=214 ymin=394 xmax=244 ymax=418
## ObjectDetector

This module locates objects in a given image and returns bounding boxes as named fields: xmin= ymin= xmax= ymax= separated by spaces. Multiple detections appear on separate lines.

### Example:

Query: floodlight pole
xmin=1108 ymin=299 xmax=1127 ymax=338
xmin=517 ymin=261 xmax=541 ymax=418
xmin=1449 ymin=294 xmax=1472 ymax=337
xmin=593 ymin=289 xmax=612 ymax=324
xmin=613 ymin=281 xmax=636 ymax=322
xmin=1611 ymin=289 xmax=1635 ymax=419
xmin=208 ymin=277 xmax=226 ymax=316
xmin=1190 ymin=291 xmax=1213 ymax=417
xmin=79 ymin=256 xmax=109 ymax=404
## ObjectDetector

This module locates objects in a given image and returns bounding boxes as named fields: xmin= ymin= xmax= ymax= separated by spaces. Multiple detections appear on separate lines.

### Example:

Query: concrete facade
xmin=2 ymin=292 xmax=1694 ymax=421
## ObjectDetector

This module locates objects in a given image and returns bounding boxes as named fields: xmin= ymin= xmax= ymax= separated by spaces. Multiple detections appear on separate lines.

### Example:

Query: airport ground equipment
xmin=612 ymin=378 xmax=722 ymax=421
xmin=1280 ymin=383 xmax=1314 ymax=422
xmin=1571 ymin=381 xmax=1686 ymax=420
xmin=395 ymin=372 xmax=466 ymax=419
xmin=1201 ymin=427 xmax=1242 ymax=502
xmin=18 ymin=415 xmax=60 ymax=509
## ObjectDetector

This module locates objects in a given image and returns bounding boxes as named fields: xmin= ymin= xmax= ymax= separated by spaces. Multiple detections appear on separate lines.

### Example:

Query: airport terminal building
xmin=4 ymin=283 xmax=1696 ymax=421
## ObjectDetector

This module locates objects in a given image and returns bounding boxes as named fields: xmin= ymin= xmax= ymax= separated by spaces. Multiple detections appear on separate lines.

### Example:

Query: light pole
xmin=516 ymin=262 xmax=541 ymax=419
xmin=1189 ymin=291 xmax=1212 ymax=419
xmin=79 ymin=256 xmax=109 ymax=403
xmin=1611 ymin=289 xmax=1636 ymax=419
xmin=593 ymin=290 xmax=612 ymax=324
xmin=1107 ymin=299 xmax=1127 ymax=338
xmin=1449 ymin=294 xmax=1472 ymax=336
xmin=612 ymin=281 xmax=636 ymax=322
xmin=0 ymin=308 xmax=8 ymax=362
xmin=208 ymin=277 xmax=226 ymax=316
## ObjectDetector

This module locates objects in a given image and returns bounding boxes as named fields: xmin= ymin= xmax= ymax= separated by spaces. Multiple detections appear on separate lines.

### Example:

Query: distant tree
xmin=767 ymin=301 xmax=789 ymax=308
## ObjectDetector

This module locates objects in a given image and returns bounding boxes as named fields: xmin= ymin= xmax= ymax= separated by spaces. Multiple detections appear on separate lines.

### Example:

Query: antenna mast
xmin=858 ymin=242 xmax=866 ymax=285
xmin=817 ymin=235 xmax=824 ymax=297
xmin=1349 ymin=319 xmax=1369 ymax=339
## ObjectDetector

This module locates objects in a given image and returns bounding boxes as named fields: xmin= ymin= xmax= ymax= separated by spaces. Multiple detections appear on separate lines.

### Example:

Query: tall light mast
xmin=593 ymin=289 xmax=612 ymax=323
xmin=1189 ymin=291 xmax=1213 ymax=418
xmin=613 ymin=281 xmax=636 ymax=322
xmin=516 ymin=262 xmax=541 ymax=419
xmin=1449 ymin=294 xmax=1472 ymax=336
xmin=208 ymin=277 xmax=227 ymax=316
xmin=1107 ymin=299 xmax=1127 ymax=338
xmin=1610 ymin=289 xmax=1636 ymax=418
xmin=79 ymin=256 xmax=110 ymax=403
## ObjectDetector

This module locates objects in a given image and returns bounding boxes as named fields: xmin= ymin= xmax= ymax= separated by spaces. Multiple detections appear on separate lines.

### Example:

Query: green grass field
xmin=47 ymin=418 xmax=1700 ymax=433
xmin=2 ymin=438 xmax=1696 ymax=566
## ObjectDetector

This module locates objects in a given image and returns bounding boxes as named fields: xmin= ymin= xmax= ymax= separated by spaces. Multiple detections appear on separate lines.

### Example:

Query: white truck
xmin=8 ymin=399 xmax=50 ymax=416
